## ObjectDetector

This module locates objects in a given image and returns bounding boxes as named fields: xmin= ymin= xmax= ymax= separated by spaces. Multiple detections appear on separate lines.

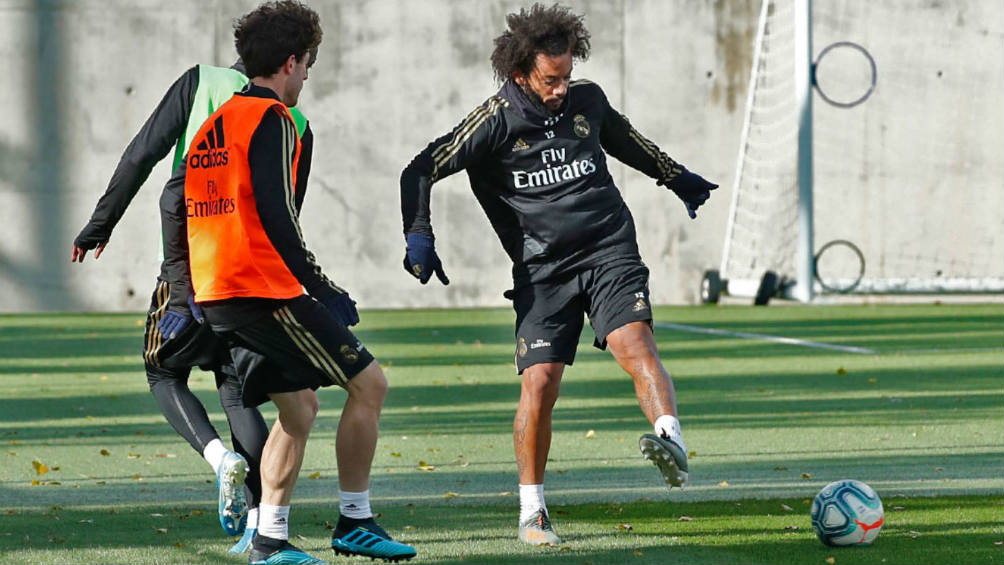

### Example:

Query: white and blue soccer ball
xmin=810 ymin=479 xmax=884 ymax=546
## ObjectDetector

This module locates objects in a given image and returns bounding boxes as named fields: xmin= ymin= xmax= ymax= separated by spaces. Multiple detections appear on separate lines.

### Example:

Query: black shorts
xmin=143 ymin=280 xmax=230 ymax=378
xmin=219 ymin=295 xmax=375 ymax=407
xmin=511 ymin=261 xmax=652 ymax=374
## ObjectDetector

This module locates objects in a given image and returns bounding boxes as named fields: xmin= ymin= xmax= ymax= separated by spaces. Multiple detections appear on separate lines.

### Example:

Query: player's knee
xmin=277 ymin=390 xmax=319 ymax=436
xmin=347 ymin=360 xmax=387 ymax=406
xmin=521 ymin=364 xmax=562 ymax=406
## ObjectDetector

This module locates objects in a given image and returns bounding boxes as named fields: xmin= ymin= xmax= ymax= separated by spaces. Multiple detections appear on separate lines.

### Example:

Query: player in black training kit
xmin=400 ymin=3 xmax=717 ymax=545
xmin=69 ymin=58 xmax=315 ymax=550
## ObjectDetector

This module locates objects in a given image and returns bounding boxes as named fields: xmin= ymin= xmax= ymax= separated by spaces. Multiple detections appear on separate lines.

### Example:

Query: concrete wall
xmin=0 ymin=0 xmax=999 ymax=312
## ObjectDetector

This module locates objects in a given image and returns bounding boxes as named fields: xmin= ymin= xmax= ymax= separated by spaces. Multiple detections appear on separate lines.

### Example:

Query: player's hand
xmin=70 ymin=241 xmax=107 ymax=263
xmin=321 ymin=293 xmax=360 ymax=327
xmin=403 ymin=233 xmax=449 ymax=285
xmin=661 ymin=170 xmax=718 ymax=219
xmin=157 ymin=309 xmax=192 ymax=340
xmin=187 ymin=294 xmax=204 ymax=324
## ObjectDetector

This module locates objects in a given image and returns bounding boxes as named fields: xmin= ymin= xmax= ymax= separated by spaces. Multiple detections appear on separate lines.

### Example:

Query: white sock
xmin=518 ymin=484 xmax=546 ymax=524
xmin=339 ymin=490 xmax=372 ymax=519
xmin=202 ymin=439 xmax=228 ymax=474
xmin=654 ymin=414 xmax=686 ymax=451
xmin=246 ymin=507 xmax=259 ymax=530
xmin=258 ymin=504 xmax=289 ymax=540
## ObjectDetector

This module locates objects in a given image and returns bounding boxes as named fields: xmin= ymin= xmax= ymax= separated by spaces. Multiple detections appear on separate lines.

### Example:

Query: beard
xmin=519 ymin=82 xmax=563 ymax=115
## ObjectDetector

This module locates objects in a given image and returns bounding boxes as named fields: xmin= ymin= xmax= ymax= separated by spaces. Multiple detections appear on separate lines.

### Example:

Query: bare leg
xmin=336 ymin=360 xmax=387 ymax=492
xmin=514 ymin=362 xmax=565 ymax=484
xmin=606 ymin=321 xmax=677 ymax=424
xmin=260 ymin=388 xmax=318 ymax=506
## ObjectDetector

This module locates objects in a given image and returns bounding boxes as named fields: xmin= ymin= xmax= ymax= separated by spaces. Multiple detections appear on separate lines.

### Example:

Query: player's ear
xmin=283 ymin=53 xmax=297 ymax=74
xmin=512 ymin=70 xmax=526 ymax=86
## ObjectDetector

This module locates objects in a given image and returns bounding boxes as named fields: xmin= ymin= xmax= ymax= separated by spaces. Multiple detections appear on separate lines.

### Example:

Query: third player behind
xmin=399 ymin=2 xmax=717 ymax=545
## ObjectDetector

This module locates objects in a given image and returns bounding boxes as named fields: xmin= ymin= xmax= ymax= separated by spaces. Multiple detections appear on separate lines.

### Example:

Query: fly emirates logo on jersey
xmin=511 ymin=148 xmax=596 ymax=190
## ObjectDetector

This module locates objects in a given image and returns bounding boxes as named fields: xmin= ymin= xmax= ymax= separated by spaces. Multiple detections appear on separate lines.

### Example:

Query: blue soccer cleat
xmin=330 ymin=515 xmax=416 ymax=562
xmin=217 ymin=450 xmax=249 ymax=536
xmin=229 ymin=526 xmax=256 ymax=554
xmin=249 ymin=541 xmax=328 ymax=565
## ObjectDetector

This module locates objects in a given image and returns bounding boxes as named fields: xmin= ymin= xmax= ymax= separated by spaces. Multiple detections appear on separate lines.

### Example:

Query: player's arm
xmin=72 ymin=65 xmax=199 ymax=262
xmin=155 ymin=161 xmax=203 ymax=338
xmin=597 ymin=88 xmax=717 ymax=218
xmin=249 ymin=108 xmax=358 ymax=325
xmin=293 ymin=122 xmax=313 ymax=214
xmin=400 ymin=99 xmax=507 ymax=283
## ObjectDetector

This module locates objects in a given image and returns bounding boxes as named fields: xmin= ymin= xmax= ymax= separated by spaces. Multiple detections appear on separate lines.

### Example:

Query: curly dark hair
xmin=234 ymin=1 xmax=323 ymax=79
xmin=490 ymin=3 xmax=591 ymax=83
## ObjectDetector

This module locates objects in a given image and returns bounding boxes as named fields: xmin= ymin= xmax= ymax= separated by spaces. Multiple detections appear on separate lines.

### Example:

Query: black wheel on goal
xmin=701 ymin=270 xmax=722 ymax=304
xmin=754 ymin=271 xmax=779 ymax=306
xmin=814 ymin=239 xmax=866 ymax=294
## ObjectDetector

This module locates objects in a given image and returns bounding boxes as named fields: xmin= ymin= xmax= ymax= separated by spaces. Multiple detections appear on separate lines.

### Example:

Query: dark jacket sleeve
xmin=597 ymin=86 xmax=685 ymax=185
xmin=293 ymin=123 xmax=312 ymax=214
xmin=248 ymin=109 xmax=344 ymax=301
xmin=400 ymin=99 xmax=508 ymax=236
xmin=159 ymin=161 xmax=192 ymax=312
xmin=74 ymin=66 xmax=198 ymax=249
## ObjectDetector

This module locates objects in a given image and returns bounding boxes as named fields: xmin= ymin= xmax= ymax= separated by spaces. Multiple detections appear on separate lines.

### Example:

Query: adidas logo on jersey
xmin=511 ymin=138 xmax=531 ymax=152
xmin=188 ymin=116 xmax=230 ymax=169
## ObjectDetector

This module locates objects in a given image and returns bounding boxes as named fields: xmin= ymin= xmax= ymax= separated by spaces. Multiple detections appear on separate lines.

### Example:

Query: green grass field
xmin=1 ymin=304 xmax=1001 ymax=564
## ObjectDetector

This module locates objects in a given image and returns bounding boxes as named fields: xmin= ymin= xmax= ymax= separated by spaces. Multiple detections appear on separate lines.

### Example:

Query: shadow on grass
xmin=0 ymin=496 xmax=1000 ymax=565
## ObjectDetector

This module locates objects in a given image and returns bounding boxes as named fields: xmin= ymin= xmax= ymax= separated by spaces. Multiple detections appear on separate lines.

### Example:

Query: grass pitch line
xmin=654 ymin=322 xmax=877 ymax=355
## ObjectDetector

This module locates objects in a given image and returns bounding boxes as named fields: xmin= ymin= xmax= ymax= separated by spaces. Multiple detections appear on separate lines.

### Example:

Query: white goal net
xmin=719 ymin=0 xmax=1004 ymax=299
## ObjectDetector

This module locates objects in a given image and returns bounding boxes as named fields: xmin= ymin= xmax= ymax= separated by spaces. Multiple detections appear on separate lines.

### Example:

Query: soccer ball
xmin=810 ymin=479 xmax=884 ymax=546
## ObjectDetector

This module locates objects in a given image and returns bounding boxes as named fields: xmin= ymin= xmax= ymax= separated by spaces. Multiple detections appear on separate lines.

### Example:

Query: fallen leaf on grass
xmin=774 ymin=466 xmax=788 ymax=471
xmin=616 ymin=524 xmax=632 ymax=531
xmin=718 ymin=481 xmax=729 ymax=487
xmin=417 ymin=461 xmax=436 ymax=471
xmin=443 ymin=492 xmax=459 ymax=499
xmin=308 ymin=472 xmax=321 ymax=479
xmin=678 ymin=516 xmax=693 ymax=522
xmin=32 ymin=459 xmax=49 ymax=475
xmin=825 ymin=558 xmax=835 ymax=564
xmin=154 ymin=528 xmax=168 ymax=534
xmin=836 ymin=367 xmax=847 ymax=375
xmin=781 ymin=504 xmax=793 ymax=512
xmin=100 ymin=449 xmax=110 ymax=456
xmin=801 ymin=473 xmax=812 ymax=479
xmin=633 ymin=550 xmax=644 ymax=556
xmin=390 ymin=452 xmax=402 ymax=458
xmin=585 ymin=430 xmax=596 ymax=439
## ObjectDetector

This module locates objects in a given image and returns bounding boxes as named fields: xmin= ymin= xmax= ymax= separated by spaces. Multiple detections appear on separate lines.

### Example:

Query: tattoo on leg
xmin=514 ymin=409 xmax=529 ymax=477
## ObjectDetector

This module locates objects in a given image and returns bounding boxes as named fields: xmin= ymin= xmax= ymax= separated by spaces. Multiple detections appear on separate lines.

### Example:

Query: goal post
xmin=708 ymin=0 xmax=1004 ymax=304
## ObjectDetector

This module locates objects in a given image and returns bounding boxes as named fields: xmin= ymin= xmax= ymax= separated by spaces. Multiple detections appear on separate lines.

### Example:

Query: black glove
xmin=403 ymin=233 xmax=449 ymax=285
xmin=73 ymin=223 xmax=111 ymax=252
xmin=660 ymin=170 xmax=718 ymax=219
xmin=321 ymin=293 xmax=360 ymax=327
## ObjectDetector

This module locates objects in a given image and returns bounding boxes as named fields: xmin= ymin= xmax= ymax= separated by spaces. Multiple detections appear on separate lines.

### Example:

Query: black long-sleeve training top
xmin=401 ymin=79 xmax=686 ymax=287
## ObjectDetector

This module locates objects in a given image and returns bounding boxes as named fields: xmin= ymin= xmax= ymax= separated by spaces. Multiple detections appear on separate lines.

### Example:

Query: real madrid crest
xmin=573 ymin=114 xmax=590 ymax=138
xmin=340 ymin=344 xmax=359 ymax=364
xmin=517 ymin=337 xmax=528 ymax=358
